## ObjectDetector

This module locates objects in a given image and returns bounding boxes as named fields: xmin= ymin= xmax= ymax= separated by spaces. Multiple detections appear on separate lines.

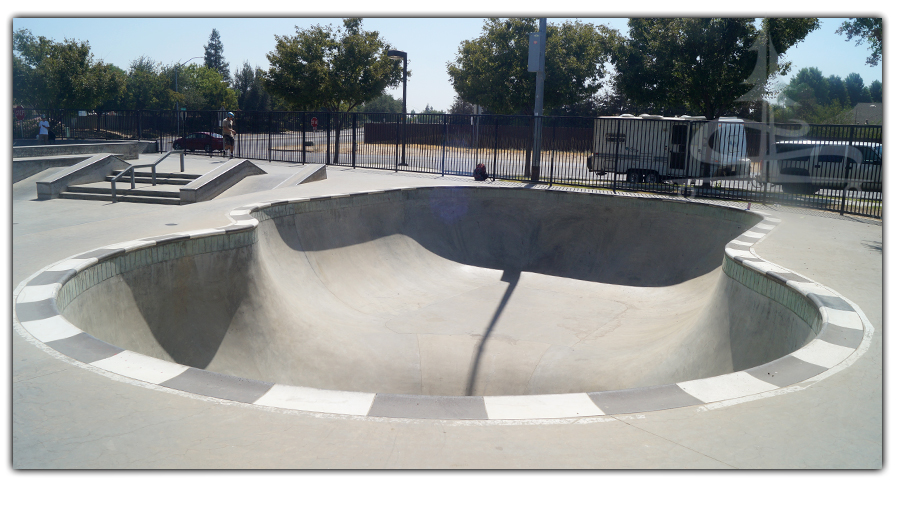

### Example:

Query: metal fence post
xmin=840 ymin=125 xmax=856 ymax=216
xmin=302 ymin=112 xmax=307 ymax=165
xmin=493 ymin=118 xmax=499 ymax=181
xmin=268 ymin=112 xmax=272 ymax=162
xmin=326 ymin=113 xmax=332 ymax=165
xmin=548 ymin=123 xmax=557 ymax=187
xmin=352 ymin=113 xmax=358 ymax=169
xmin=684 ymin=120 xmax=696 ymax=189
xmin=762 ymin=123 xmax=770 ymax=206
xmin=612 ymin=119 xmax=621 ymax=194
xmin=442 ymin=115 xmax=448 ymax=176
xmin=395 ymin=115 xmax=401 ymax=172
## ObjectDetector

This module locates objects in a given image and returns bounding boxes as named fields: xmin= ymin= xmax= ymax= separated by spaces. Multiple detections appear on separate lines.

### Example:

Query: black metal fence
xmin=13 ymin=108 xmax=882 ymax=218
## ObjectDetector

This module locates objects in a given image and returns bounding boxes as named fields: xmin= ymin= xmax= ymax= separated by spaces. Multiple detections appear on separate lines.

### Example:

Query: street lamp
xmin=388 ymin=49 xmax=408 ymax=166
xmin=175 ymin=56 xmax=203 ymax=137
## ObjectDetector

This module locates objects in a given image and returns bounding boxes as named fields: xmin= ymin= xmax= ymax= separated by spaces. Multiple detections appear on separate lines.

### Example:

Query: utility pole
xmin=529 ymin=18 xmax=547 ymax=182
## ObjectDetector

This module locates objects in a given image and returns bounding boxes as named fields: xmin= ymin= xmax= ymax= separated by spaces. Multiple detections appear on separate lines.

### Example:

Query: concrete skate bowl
xmin=16 ymin=186 xmax=868 ymax=420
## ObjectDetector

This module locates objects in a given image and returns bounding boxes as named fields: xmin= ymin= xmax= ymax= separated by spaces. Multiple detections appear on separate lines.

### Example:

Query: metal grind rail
xmin=130 ymin=149 xmax=186 ymax=186
xmin=110 ymin=165 xmax=136 ymax=203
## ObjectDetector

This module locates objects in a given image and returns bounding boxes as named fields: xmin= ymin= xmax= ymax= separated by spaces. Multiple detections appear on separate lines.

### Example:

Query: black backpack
xmin=473 ymin=163 xmax=487 ymax=181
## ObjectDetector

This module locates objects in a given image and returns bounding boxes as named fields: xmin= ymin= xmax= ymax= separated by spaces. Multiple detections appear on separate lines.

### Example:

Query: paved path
xmin=11 ymin=155 xmax=883 ymax=470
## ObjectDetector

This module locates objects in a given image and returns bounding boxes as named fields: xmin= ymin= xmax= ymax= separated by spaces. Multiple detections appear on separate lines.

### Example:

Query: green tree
xmin=263 ymin=18 xmax=402 ymax=112
xmin=233 ymin=61 xmax=271 ymax=111
xmin=447 ymin=18 xmax=619 ymax=115
xmin=844 ymin=73 xmax=872 ymax=105
xmin=781 ymin=67 xmax=828 ymax=106
xmin=263 ymin=18 xmax=403 ymax=162
xmin=420 ymin=104 xmax=443 ymax=115
xmin=125 ymin=56 xmax=174 ymax=110
xmin=613 ymin=18 xmax=819 ymax=119
xmin=13 ymin=28 xmax=126 ymax=110
xmin=836 ymin=18 xmax=882 ymax=66
xmin=869 ymin=80 xmax=882 ymax=102
xmin=825 ymin=74 xmax=849 ymax=107
xmin=356 ymin=93 xmax=403 ymax=113
xmin=448 ymin=95 xmax=476 ymax=115
xmin=175 ymin=63 xmax=237 ymax=110
xmin=204 ymin=28 xmax=231 ymax=82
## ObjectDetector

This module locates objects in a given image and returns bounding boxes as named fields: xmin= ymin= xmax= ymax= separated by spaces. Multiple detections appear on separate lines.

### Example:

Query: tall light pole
xmin=528 ymin=19 xmax=547 ymax=182
xmin=388 ymin=49 xmax=408 ymax=166
xmin=175 ymin=56 xmax=203 ymax=137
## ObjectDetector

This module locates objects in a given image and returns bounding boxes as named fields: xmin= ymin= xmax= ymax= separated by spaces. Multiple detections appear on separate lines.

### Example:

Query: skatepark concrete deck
xmin=11 ymin=154 xmax=883 ymax=470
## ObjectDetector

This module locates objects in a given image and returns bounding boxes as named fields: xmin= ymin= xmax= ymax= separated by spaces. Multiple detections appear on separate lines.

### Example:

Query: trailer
xmin=586 ymin=114 xmax=751 ymax=184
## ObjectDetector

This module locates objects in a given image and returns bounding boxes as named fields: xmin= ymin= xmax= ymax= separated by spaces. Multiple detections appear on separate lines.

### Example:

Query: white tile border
xmin=91 ymin=350 xmax=190 ymax=384
xmin=792 ymin=339 xmax=857 ymax=369
xmin=483 ymin=393 xmax=604 ymax=419
xmin=677 ymin=372 xmax=778 ymax=403
xmin=823 ymin=307 xmax=863 ymax=330
xmin=20 ymin=315 xmax=83 ymax=342
xmin=103 ymin=239 xmax=156 ymax=252
xmin=253 ymin=384 xmax=375 ymax=416
xmin=17 ymin=283 xmax=61 ymax=303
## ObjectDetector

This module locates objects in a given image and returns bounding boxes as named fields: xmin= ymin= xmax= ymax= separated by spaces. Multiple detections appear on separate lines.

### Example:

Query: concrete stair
xmin=58 ymin=170 xmax=202 ymax=205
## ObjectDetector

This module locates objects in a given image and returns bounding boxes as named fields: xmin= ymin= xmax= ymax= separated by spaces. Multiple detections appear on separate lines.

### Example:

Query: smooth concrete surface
xmin=35 ymin=154 xmax=129 ymax=199
xmin=13 ymin=155 xmax=90 ymax=183
xmin=180 ymin=159 xmax=267 ymax=204
xmin=11 ymin=155 xmax=883 ymax=469
xmin=56 ymin=187 xmax=820 ymax=397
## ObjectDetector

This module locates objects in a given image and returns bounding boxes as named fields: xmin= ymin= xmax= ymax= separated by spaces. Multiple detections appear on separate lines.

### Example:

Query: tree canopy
xmin=356 ymin=93 xmax=403 ymax=113
xmin=837 ymin=18 xmax=882 ymax=66
xmin=263 ymin=18 xmax=403 ymax=112
xmin=869 ymin=80 xmax=882 ymax=103
xmin=844 ymin=73 xmax=872 ymax=105
xmin=612 ymin=18 xmax=820 ymax=119
xmin=447 ymin=18 xmax=619 ymax=115
xmin=124 ymin=56 xmax=174 ymax=110
xmin=13 ymin=28 xmax=126 ymax=110
xmin=233 ymin=61 xmax=272 ymax=111
xmin=173 ymin=63 xmax=238 ymax=110
xmin=204 ymin=28 xmax=231 ymax=82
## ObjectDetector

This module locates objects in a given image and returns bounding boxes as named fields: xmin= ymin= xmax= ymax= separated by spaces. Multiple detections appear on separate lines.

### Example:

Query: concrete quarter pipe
xmin=13 ymin=186 xmax=870 ymax=420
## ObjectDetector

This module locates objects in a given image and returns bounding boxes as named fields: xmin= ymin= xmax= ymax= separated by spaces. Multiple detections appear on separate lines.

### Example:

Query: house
xmin=851 ymin=102 xmax=883 ymax=125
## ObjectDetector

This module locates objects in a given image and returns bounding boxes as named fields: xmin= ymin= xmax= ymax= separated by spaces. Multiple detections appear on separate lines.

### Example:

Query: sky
xmin=11 ymin=14 xmax=884 ymax=113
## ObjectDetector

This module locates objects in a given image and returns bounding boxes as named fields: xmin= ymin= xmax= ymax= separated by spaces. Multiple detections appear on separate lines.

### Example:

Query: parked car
xmin=760 ymin=140 xmax=883 ymax=194
xmin=171 ymin=132 xmax=223 ymax=152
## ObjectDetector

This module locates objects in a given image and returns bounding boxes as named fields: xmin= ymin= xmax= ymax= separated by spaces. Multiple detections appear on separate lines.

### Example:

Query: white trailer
xmin=586 ymin=114 xmax=751 ymax=184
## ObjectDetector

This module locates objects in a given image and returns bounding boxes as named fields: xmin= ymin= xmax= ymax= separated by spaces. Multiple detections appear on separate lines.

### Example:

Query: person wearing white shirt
xmin=38 ymin=115 xmax=50 ymax=144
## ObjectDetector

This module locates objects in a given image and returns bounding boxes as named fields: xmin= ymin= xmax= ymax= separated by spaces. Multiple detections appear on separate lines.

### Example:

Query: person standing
xmin=38 ymin=115 xmax=50 ymax=144
xmin=223 ymin=112 xmax=236 ymax=158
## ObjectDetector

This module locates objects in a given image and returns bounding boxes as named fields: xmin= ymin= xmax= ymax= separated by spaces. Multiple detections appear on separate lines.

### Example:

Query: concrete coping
xmin=13 ymin=185 xmax=871 ymax=421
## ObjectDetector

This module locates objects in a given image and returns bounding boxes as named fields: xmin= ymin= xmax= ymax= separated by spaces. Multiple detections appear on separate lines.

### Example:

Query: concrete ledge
xmin=35 ymin=154 xmax=130 ymax=200
xmin=13 ymin=155 xmax=91 ymax=183
xmin=275 ymin=164 xmax=327 ymax=188
xmin=13 ymin=140 xmax=157 ymax=160
xmin=180 ymin=159 xmax=267 ymax=204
